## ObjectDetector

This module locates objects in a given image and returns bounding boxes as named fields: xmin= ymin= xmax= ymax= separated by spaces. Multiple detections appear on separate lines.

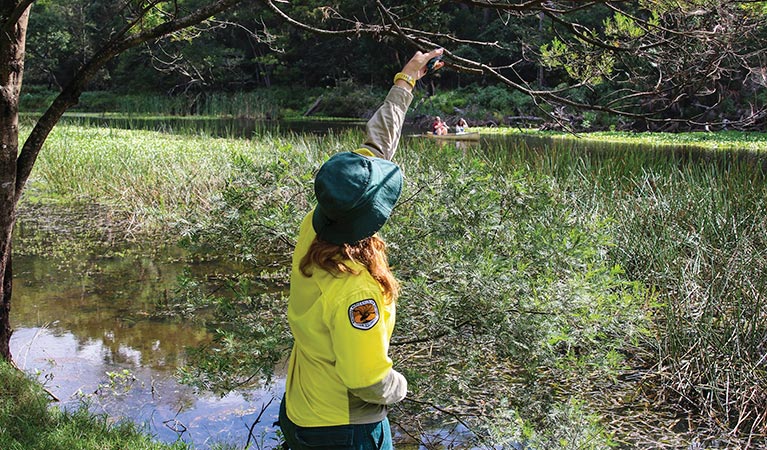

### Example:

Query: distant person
xmin=432 ymin=116 xmax=449 ymax=135
xmin=279 ymin=48 xmax=445 ymax=450
xmin=455 ymin=117 xmax=468 ymax=133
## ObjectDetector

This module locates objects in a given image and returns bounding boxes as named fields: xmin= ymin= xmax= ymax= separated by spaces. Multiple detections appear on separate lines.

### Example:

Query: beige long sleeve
xmin=360 ymin=86 xmax=414 ymax=161
xmin=349 ymin=368 xmax=408 ymax=405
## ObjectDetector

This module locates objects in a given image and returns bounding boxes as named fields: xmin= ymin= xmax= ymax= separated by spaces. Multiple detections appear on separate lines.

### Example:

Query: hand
xmin=402 ymin=48 xmax=444 ymax=80
xmin=395 ymin=48 xmax=445 ymax=91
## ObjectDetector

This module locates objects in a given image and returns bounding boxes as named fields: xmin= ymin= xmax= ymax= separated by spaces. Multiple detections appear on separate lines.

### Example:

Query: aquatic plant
xmin=484 ymin=137 xmax=767 ymax=445
xmin=0 ymin=361 xmax=189 ymax=449
xmin=21 ymin=122 xmax=767 ymax=448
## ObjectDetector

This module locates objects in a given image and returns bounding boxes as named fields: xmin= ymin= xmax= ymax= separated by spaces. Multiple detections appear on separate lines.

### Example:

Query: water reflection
xmin=11 ymin=249 xmax=284 ymax=449
xmin=59 ymin=113 xmax=366 ymax=138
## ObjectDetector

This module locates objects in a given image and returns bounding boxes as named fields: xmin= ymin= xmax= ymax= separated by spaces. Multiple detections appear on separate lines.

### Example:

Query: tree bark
xmin=0 ymin=1 xmax=29 ymax=361
xmin=1 ymin=245 xmax=11 ymax=360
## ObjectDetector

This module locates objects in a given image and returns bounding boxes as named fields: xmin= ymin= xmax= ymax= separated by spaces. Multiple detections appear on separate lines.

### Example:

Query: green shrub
xmin=472 ymin=85 xmax=523 ymax=116
xmin=19 ymin=88 xmax=58 ymax=112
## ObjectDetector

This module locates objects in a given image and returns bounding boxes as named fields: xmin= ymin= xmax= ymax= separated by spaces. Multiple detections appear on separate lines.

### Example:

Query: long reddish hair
xmin=300 ymin=235 xmax=400 ymax=302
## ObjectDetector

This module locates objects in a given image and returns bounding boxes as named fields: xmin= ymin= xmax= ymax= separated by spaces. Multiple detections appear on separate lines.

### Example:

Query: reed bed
xmin=30 ymin=125 xmax=233 ymax=228
xmin=480 ymin=140 xmax=767 ymax=445
xmin=20 ymin=122 xmax=767 ymax=448
xmin=26 ymin=124 xmax=334 ymax=231
xmin=24 ymin=90 xmax=284 ymax=119
xmin=480 ymin=127 xmax=767 ymax=152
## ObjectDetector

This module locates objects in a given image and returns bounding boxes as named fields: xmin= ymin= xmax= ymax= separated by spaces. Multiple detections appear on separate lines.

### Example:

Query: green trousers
xmin=278 ymin=396 xmax=393 ymax=450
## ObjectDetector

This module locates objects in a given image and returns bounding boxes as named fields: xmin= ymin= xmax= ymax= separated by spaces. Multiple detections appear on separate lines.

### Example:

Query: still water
xmin=12 ymin=116 xmax=766 ymax=449
xmin=11 ymin=242 xmax=285 ymax=449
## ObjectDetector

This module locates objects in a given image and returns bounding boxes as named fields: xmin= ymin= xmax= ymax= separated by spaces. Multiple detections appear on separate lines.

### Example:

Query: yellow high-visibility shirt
xmin=285 ymin=210 xmax=407 ymax=426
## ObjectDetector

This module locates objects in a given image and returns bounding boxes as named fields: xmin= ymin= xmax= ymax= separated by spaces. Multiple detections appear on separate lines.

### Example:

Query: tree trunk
xmin=0 ymin=0 xmax=246 ymax=363
xmin=0 ymin=247 xmax=11 ymax=360
xmin=0 ymin=1 xmax=30 ymax=362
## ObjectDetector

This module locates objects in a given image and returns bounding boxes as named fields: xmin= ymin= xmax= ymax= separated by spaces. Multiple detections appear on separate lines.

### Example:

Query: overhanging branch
xmin=260 ymin=0 xmax=377 ymax=37
xmin=14 ymin=0 xmax=250 ymax=204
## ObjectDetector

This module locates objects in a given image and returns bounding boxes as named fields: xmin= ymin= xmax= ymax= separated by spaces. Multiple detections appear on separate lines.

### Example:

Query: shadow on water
xmin=11 ymin=206 xmax=286 ymax=450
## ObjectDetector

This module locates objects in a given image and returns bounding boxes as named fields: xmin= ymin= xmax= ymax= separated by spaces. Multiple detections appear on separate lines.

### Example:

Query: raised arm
xmin=360 ymin=49 xmax=444 ymax=161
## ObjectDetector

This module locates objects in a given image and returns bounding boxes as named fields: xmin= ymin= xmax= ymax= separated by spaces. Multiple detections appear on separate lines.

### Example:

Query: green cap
xmin=313 ymin=152 xmax=403 ymax=245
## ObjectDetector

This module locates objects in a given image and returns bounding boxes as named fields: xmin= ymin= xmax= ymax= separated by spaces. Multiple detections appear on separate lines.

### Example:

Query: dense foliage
xmin=168 ymin=131 xmax=766 ymax=447
xmin=21 ymin=0 xmax=767 ymax=130
xmin=29 ymin=120 xmax=765 ymax=447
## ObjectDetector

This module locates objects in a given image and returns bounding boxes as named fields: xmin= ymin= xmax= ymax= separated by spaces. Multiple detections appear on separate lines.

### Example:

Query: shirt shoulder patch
xmin=348 ymin=299 xmax=379 ymax=330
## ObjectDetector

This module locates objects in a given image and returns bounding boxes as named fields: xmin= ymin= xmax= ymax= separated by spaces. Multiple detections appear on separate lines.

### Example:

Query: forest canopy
xmin=21 ymin=1 xmax=767 ymax=130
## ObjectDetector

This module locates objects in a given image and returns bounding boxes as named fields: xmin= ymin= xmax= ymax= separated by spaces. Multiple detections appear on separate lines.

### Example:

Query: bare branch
xmin=399 ymin=26 xmax=503 ymax=48
xmin=110 ymin=0 xmax=166 ymax=42
xmin=260 ymin=0 xmax=377 ymax=37
xmin=544 ymin=11 xmax=628 ymax=52
xmin=450 ymin=0 xmax=545 ymax=12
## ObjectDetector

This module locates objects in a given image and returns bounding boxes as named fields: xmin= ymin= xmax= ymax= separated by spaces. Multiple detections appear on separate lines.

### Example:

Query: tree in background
xmin=1 ymin=0 xmax=252 ymax=362
xmin=259 ymin=0 xmax=767 ymax=129
xmin=19 ymin=1 xmax=766 ymax=130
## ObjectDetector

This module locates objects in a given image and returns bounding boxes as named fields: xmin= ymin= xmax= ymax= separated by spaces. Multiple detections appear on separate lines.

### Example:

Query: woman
xmin=432 ymin=116 xmax=448 ymax=135
xmin=279 ymin=48 xmax=444 ymax=450
xmin=455 ymin=117 xmax=468 ymax=133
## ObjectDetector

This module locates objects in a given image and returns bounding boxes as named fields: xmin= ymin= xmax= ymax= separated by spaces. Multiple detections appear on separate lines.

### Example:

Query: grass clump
xmin=27 ymin=124 xmax=279 ymax=230
xmin=479 ymin=127 xmax=767 ymax=152
xmin=0 ymin=361 xmax=188 ymax=450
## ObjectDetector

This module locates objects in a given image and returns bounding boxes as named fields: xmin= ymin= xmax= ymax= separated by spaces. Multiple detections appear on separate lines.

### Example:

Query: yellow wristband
xmin=393 ymin=72 xmax=415 ymax=88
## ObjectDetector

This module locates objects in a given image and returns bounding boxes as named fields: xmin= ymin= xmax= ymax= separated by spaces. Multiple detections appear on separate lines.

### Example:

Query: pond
xmin=10 ymin=159 xmax=473 ymax=449
xmin=58 ymin=112 xmax=767 ymax=172
xmin=10 ymin=225 xmax=285 ymax=449
xmin=11 ymin=116 xmax=767 ymax=449
xmin=10 ymin=224 xmax=472 ymax=449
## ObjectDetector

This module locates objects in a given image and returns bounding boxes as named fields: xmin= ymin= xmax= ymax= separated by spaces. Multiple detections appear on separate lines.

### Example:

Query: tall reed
xmin=482 ymin=138 xmax=767 ymax=442
xmin=70 ymin=91 xmax=283 ymax=119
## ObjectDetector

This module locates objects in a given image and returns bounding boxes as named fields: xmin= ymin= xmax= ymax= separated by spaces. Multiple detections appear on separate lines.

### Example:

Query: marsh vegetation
xmin=8 ymin=119 xmax=765 ymax=448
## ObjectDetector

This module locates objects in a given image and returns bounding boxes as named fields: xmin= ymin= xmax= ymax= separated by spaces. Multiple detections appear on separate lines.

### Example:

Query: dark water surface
xmin=11 ymin=243 xmax=284 ymax=449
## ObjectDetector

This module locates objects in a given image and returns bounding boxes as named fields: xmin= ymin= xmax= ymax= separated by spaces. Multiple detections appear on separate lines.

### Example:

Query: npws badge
xmin=348 ymin=299 xmax=379 ymax=330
